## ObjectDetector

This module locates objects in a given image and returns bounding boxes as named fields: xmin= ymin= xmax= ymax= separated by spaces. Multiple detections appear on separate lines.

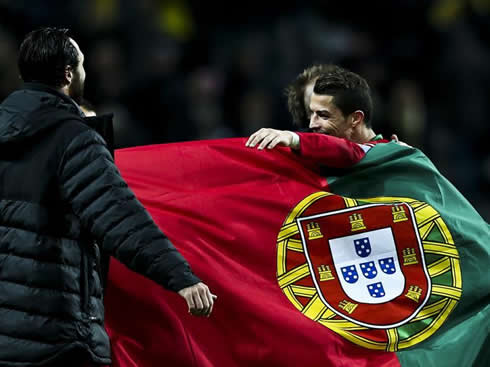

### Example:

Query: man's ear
xmin=350 ymin=110 xmax=365 ymax=129
xmin=63 ymin=66 xmax=73 ymax=86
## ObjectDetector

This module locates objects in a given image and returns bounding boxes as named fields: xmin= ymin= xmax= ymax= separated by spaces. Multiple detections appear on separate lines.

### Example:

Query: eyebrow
xmin=316 ymin=109 xmax=331 ymax=115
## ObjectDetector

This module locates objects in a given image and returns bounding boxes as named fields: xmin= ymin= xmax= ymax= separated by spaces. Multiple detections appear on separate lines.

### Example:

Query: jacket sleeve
xmin=296 ymin=132 xmax=369 ymax=168
xmin=58 ymin=126 xmax=200 ymax=292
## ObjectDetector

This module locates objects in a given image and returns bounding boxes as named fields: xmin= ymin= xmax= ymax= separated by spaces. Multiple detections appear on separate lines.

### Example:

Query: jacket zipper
xmin=93 ymin=242 xmax=103 ymax=287
xmin=89 ymin=242 xmax=103 ymax=322
xmin=80 ymin=243 xmax=90 ymax=315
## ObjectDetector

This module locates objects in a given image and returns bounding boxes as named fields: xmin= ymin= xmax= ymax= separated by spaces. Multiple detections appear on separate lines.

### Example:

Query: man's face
xmin=308 ymin=92 xmax=353 ymax=139
xmin=68 ymin=38 xmax=86 ymax=104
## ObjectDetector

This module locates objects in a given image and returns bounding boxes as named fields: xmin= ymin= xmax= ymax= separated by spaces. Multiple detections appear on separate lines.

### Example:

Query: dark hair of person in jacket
xmin=17 ymin=27 xmax=85 ymax=104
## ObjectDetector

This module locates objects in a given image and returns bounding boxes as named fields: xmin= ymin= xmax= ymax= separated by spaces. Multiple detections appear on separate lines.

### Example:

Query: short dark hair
xmin=313 ymin=65 xmax=373 ymax=127
xmin=18 ymin=27 xmax=79 ymax=88
xmin=285 ymin=64 xmax=334 ymax=128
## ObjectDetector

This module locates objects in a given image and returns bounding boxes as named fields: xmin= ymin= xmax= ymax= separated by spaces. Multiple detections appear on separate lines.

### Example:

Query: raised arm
xmin=246 ymin=128 xmax=368 ymax=168
xmin=58 ymin=125 xmax=215 ymax=315
xmin=295 ymin=132 xmax=368 ymax=168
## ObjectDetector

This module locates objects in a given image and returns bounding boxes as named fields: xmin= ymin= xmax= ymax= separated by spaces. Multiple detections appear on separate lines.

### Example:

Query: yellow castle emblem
xmin=405 ymin=286 xmax=423 ymax=303
xmin=307 ymin=222 xmax=323 ymax=240
xmin=317 ymin=265 xmax=335 ymax=281
xmin=392 ymin=205 xmax=408 ymax=223
xmin=403 ymin=248 xmax=418 ymax=265
xmin=338 ymin=300 xmax=358 ymax=314
xmin=349 ymin=213 xmax=366 ymax=232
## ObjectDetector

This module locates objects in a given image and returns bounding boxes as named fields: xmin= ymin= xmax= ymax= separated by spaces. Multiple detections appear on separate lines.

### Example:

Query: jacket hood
xmin=0 ymin=83 xmax=84 ymax=145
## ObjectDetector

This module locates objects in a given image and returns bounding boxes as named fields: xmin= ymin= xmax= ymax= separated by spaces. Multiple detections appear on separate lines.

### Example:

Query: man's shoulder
xmin=360 ymin=140 xmax=430 ymax=167
xmin=366 ymin=138 xmax=390 ymax=146
xmin=353 ymin=139 xmax=389 ymax=155
xmin=55 ymin=118 xmax=103 ymax=148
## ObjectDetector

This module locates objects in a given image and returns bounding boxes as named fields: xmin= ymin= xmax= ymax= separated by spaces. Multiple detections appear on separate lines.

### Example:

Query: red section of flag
xmin=106 ymin=138 xmax=400 ymax=367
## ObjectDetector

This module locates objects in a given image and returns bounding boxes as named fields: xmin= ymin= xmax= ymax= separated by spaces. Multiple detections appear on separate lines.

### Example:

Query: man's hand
xmin=390 ymin=134 xmax=412 ymax=148
xmin=178 ymin=282 xmax=217 ymax=317
xmin=246 ymin=128 xmax=300 ymax=150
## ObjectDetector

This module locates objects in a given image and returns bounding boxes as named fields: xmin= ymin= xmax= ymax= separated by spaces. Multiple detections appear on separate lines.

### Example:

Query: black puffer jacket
xmin=0 ymin=84 xmax=200 ymax=366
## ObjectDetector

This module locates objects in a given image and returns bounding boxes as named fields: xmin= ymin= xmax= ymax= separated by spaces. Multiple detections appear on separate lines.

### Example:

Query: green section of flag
xmin=426 ymin=225 xmax=444 ymax=242
xmin=431 ymin=271 xmax=452 ymax=286
xmin=424 ymin=253 xmax=442 ymax=266
xmin=328 ymin=142 xmax=490 ymax=367
xmin=398 ymin=319 xmax=433 ymax=341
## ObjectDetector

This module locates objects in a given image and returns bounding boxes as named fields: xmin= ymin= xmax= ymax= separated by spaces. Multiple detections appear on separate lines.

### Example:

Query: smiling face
xmin=309 ymin=92 xmax=355 ymax=139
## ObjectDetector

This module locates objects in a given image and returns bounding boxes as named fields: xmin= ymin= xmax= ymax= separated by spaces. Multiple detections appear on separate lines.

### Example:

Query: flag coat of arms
xmin=106 ymin=138 xmax=489 ymax=367
xmin=297 ymin=201 xmax=430 ymax=325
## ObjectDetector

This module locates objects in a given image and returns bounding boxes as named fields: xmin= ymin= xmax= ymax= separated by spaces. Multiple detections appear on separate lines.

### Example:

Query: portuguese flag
xmin=106 ymin=138 xmax=489 ymax=367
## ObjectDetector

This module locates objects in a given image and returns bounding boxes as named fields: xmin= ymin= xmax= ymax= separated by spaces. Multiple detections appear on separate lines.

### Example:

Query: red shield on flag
xmin=294 ymin=195 xmax=431 ymax=328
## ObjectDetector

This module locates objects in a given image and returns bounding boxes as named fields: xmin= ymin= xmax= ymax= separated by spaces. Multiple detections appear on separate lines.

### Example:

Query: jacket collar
xmin=21 ymin=82 xmax=84 ymax=117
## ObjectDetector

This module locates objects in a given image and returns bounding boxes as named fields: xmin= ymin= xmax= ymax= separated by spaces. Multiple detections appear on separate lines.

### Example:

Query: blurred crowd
xmin=0 ymin=0 xmax=489 ymax=219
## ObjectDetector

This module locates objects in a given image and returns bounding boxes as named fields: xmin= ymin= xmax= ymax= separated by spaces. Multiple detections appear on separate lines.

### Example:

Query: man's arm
xmin=246 ymin=128 xmax=368 ymax=168
xmin=58 ymin=125 xmax=215 ymax=316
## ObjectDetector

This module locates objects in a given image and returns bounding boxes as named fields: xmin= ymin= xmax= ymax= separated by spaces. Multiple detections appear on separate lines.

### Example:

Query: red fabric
xmin=105 ymin=138 xmax=399 ymax=367
xmin=296 ymin=132 xmax=388 ymax=168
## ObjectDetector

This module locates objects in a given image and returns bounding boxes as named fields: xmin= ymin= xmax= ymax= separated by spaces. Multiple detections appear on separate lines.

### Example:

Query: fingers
xmin=204 ymin=288 xmax=215 ymax=317
xmin=246 ymin=128 xmax=276 ymax=149
xmin=245 ymin=128 xmax=292 ymax=149
xmin=179 ymin=282 xmax=216 ymax=317
xmin=246 ymin=128 xmax=267 ymax=148
xmin=191 ymin=288 xmax=205 ymax=315
xmin=185 ymin=291 xmax=195 ymax=313
xmin=258 ymin=133 xmax=277 ymax=150
xmin=389 ymin=133 xmax=412 ymax=147
xmin=268 ymin=136 xmax=283 ymax=149
xmin=197 ymin=285 xmax=213 ymax=317
xmin=192 ymin=284 xmax=212 ymax=317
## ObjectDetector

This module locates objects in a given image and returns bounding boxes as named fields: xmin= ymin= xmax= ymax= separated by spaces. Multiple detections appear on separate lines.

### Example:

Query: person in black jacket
xmin=0 ymin=27 xmax=216 ymax=367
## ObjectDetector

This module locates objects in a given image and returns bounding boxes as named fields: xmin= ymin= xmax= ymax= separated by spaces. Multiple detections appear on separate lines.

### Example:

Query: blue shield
xmin=340 ymin=265 xmax=359 ymax=284
xmin=360 ymin=261 xmax=377 ymax=279
xmin=367 ymin=282 xmax=386 ymax=298
xmin=354 ymin=237 xmax=372 ymax=258
xmin=379 ymin=257 xmax=396 ymax=274
xmin=327 ymin=227 xmax=407 ymax=304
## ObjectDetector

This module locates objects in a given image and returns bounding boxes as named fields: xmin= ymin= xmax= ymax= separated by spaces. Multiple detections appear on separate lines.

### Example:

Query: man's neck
xmin=60 ymin=85 xmax=70 ymax=98
xmin=352 ymin=127 xmax=376 ymax=143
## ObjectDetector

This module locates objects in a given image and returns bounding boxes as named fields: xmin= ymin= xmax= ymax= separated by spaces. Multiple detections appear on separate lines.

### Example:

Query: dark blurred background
xmin=0 ymin=0 xmax=489 ymax=220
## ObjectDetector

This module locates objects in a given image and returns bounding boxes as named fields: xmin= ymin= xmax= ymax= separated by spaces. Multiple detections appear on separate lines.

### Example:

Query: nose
xmin=309 ymin=113 xmax=319 ymax=129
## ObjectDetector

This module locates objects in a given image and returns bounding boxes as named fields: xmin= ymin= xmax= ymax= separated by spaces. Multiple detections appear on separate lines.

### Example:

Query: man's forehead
xmin=310 ymin=93 xmax=335 ymax=108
